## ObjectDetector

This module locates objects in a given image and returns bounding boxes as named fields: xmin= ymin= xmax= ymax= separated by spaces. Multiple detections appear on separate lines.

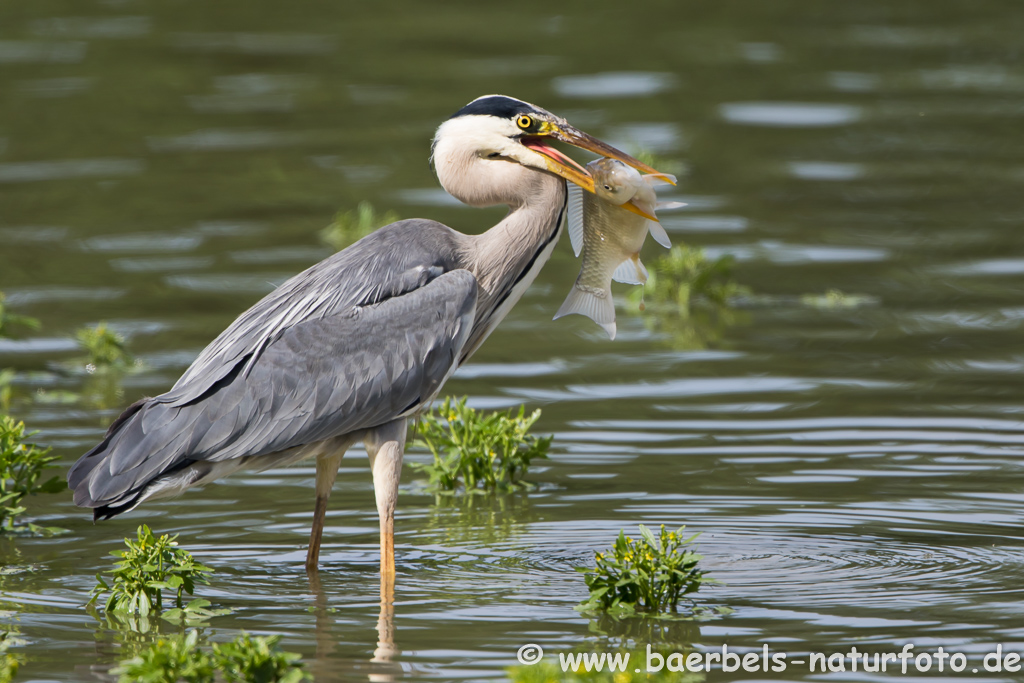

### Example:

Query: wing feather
xmin=71 ymin=261 xmax=478 ymax=509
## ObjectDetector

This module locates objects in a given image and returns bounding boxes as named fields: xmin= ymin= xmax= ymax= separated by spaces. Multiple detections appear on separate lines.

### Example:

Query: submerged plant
xmin=409 ymin=397 xmax=550 ymax=493
xmin=90 ymin=525 xmax=224 ymax=621
xmin=75 ymin=323 xmax=134 ymax=371
xmin=0 ymin=416 xmax=63 ymax=531
xmin=630 ymin=246 xmax=748 ymax=313
xmin=578 ymin=525 xmax=708 ymax=617
xmin=0 ymin=293 xmax=40 ymax=339
xmin=114 ymin=630 xmax=309 ymax=683
xmin=320 ymin=201 xmax=399 ymax=250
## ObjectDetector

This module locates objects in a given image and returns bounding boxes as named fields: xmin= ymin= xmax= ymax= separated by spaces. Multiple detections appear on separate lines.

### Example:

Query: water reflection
xmin=307 ymin=569 xmax=402 ymax=683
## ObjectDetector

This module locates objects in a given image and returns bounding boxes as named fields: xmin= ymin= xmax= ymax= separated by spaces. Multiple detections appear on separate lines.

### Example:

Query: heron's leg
xmin=306 ymin=434 xmax=359 ymax=572
xmin=364 ymin=418 xmax=407 ymax=581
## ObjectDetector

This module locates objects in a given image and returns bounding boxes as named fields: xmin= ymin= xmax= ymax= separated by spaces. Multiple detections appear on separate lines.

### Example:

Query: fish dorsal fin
xmin=566 ymin=183 xmax=585 ymax=257
xmin=643 ymin=173 xmax=677 ymax=186
xmin=648 ymin=219 xmax=672 ymax=249
xmin=554 ymin=285 xmax=617 ymax=339
xmin=612 ymin=256 xmax=648 ymax=285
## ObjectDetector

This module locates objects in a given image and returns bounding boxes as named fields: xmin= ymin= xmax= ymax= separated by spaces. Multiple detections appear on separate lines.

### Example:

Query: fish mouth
xmin=523 ymin=122 xmax=671 ymax=221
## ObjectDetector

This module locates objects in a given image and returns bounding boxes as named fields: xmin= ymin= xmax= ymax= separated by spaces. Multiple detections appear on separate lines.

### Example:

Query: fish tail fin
xmin=554 ymin=285 xmax=617 ymax=339
xmin=612 ymin=255 xmax=648 ymax=285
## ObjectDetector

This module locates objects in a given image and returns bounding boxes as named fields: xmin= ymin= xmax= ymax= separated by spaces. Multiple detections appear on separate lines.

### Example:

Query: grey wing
xmin=164 ymin=220 xmax=463 ymax=406
xmin=69 ymin=269 xmax=477 ymax=511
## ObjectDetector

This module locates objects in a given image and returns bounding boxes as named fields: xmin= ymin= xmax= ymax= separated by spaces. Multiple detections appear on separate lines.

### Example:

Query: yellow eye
xmin=516 ymin=114 xmax=533 ymax=130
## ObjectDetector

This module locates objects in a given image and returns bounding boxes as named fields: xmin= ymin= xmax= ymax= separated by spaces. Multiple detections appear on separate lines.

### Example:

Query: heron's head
xmin=431 ymin=95 xmax=669 ymax=213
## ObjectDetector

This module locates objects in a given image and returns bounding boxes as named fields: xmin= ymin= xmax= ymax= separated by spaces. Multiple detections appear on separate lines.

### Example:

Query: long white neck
xmin=458 ymin=177 xmax=565 ymax=360
xmin=431 ymin=117 xmax=567 ymax=358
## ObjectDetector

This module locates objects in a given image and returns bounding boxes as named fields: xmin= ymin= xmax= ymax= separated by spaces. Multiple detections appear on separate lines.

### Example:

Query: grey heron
xmin=67 ymin=95 xmax=667 ymax=577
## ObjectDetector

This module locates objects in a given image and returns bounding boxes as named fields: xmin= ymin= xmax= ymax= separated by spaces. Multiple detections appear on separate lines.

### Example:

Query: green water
xmin=3 ymin=0 xmax=1024 ymax=680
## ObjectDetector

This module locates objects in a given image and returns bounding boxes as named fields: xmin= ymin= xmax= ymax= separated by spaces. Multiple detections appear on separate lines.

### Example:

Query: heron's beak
xmin=521 ymin=121 xmax=673 ymax=221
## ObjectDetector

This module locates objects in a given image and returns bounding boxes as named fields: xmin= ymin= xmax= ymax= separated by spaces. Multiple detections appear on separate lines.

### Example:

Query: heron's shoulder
xmin=166 ymin=218 xmax=473 ymax=399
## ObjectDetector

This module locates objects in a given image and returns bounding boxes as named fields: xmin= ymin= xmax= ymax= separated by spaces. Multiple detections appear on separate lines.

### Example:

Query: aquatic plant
xmin=75 ymin=323 xmax=134 ymax=371
xmin=114 ymin=630 xmax=309 ymax=683
xmin=212 ymin=633 xmax=309 ymax=683
xmin=0 ymin=416 xmax=63 ymax=532
xmin=506 ymin=647 xmax=702 ymax=683
xmin=578 ymin=525 xmax=707 ymax=616
xmin=409 ymin=397 xmax=550 ymax=492
xmin=320 ymin=201 xmax=399 ymax=250
xmin=0 ymin=293 xmax=40 ymax=339
xmin=90 ymin=525 xmax=223 ymax=621
xmin=0 ymin=626 xmax=21 ymax=683
xmin=0 ymin=371 xmax=13 ymax=412
xmin=0 ymin=653 xmax=15 ymax=683
xmin=630 ymin=246 xmax=748 ymax=313
xmin=113 ymin=630 xmax=213 ymax=683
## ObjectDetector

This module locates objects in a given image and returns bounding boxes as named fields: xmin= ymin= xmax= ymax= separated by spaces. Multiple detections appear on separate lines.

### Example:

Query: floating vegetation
xmin=113 ymin=630 xmax=310 ymax=683
xmin=113 ymin=629 xmax=212 ymax=683
xmin=320 ymin=201 xmax=399 ymax=250
xmin=211 ymin=633 xmax=310 ymax=683
xmin=621 ymin=245 xmax=751 ymax=350
xmin=75 ymin=322 xmax=134 ymax=372
xmin=90 ymin=525 xmax=227 ymax=624
xmin=409 ymin=397 xmax=550 ymax=493
xmin=630 ymin=246 xmax=749 ymax=313
xmin=0 ymin=416 xmax=63 ymax=533
xmin=0 ymin=293 xmax=40 ymax=339
xmin=578 ymin=525 xmax=709 ymax=617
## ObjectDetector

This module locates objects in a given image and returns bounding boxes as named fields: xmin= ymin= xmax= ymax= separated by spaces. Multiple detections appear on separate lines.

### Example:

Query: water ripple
xmin=720 ymin=102 xmax=862 ymax=127
xmin=551 ymin=72 xmax=677 ymax=98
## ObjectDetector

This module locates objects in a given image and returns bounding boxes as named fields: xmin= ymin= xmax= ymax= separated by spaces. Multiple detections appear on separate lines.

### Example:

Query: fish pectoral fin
xmin=566 ymin=183 xmax=585 ymax=257
xmin=647 ymin=220 xmax=672 ymax=249
xmin=554 ymin=285 xmax=617 ymax=340
xmin=612 ymin=256 xmax=648 ymax=285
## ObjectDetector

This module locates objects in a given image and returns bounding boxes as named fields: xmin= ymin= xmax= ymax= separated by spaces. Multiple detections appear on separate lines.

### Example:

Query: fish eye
xmin=516 ymin=114 xmax=533 ymax=130
xmin=603 ymin=184 xmax=612 ymax=191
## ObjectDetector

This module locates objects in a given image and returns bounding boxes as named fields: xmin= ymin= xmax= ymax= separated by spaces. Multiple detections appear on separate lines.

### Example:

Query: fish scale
xmin=555 ymin=158 xmax=679 ymax=339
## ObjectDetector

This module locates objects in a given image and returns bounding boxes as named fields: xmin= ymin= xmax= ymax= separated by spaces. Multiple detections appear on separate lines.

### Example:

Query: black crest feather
xmin=450 ymin=95 xmax=539 ymax=120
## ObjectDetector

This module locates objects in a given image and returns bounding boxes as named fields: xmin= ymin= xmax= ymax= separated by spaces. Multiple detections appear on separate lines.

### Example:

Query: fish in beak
xmin=521 ymin=120 xmax=673 ymax=221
